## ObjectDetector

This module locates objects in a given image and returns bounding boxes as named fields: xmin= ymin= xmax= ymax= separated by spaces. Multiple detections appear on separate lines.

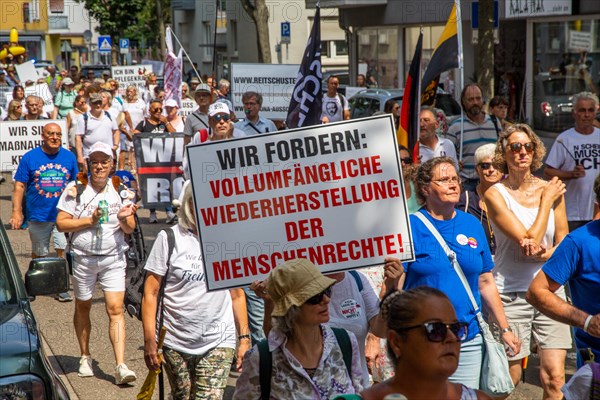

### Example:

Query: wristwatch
xmin=501 ymin=326 xmax=512 ymax=333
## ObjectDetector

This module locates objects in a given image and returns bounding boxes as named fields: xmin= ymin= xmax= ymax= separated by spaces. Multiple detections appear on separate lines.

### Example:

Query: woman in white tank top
xmin=484 ymin=124 xmax=570 ymax=399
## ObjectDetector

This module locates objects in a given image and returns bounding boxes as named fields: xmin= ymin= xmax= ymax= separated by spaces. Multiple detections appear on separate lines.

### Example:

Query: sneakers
xmin=148 ymin=212 xmax=158 ymax=224
xmin=55 ymin=292 xmax=73 ymax=302
xmin=115 ymin=363 xmax=137 ymax=385
xmin=78 ymin=355 xmax=93 ymax=377
xmin=165 ymin=211 xmax=177 ymax=224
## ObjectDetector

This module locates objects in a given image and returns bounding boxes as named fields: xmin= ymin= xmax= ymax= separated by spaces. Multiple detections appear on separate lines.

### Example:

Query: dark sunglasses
xmin=398 ymin=321 xmax=468 ymax=342
xmin=151 ymin=108 xmax=163 ymax=112
xmin=508 ymin=142 xmax=536 ymax=153
xmin=305 ymin=286 xmax=333 ymax=305
xmin=478 ymin=162 xmax=492 ymax=170
xmin=213 ymin=114 xmax=230 ymax=122
xmin=400 ymin=157 xmax=413 ymax=165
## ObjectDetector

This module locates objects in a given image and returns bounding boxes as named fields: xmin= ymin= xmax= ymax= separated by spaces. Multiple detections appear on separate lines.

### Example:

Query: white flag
xmin=164 ymin=26 xmax=183 ymax=107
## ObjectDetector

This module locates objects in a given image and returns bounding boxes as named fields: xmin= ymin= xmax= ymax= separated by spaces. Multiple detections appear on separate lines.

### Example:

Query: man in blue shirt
xmin=10 ymin=122 xmax=78 ymax=301
xmin=234 ymin=91 xmax=277 ymax=135
xmin=527 ymin=174 xmax=600 ymax=367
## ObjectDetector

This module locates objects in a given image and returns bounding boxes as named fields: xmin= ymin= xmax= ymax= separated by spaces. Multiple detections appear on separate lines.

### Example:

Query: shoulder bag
xmin=414 ymin=211 xmax=514 ymax=397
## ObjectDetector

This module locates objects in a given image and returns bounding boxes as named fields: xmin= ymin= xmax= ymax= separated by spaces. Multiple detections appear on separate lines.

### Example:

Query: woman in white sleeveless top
xmin=66 ymin=95 xmax=88 ymax=153
xmin=484 ymin=124 xmax=570 ymax=399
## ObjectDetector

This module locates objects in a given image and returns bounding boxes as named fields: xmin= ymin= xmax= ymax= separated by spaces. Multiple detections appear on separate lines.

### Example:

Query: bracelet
xmin=501 ymin=326 xmax=512 ymax=334
xmin=238 ymin=334 xmax=251 ymax=341
xmin=584 ymin=315 xmax=593 ymax=333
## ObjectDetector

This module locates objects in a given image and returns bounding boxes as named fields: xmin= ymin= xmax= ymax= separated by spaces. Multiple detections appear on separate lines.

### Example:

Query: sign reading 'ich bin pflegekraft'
xmin=187 ymin=115 xmax=415 ymax=291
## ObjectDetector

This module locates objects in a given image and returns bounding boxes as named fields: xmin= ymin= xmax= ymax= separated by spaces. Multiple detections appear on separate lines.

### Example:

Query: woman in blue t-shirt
xmin=403 ymin=157 xmax=520 ymax=390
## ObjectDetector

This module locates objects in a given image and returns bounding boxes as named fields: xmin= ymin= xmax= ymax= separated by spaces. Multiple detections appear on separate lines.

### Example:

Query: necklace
xmin=506 ymin=177 xmax=535 ymax=197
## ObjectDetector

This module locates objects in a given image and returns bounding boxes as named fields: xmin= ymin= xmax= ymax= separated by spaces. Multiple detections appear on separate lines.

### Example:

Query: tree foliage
xmin=74 ymin=0 xmax=145 ymax=38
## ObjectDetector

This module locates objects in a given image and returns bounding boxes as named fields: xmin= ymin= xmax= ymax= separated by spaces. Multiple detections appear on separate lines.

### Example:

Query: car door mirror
xmin=25 ymin=258 xmax=70 ymax=297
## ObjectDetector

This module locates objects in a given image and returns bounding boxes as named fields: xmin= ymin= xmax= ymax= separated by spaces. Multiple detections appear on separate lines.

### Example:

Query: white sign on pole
xmin=111 ymin=65 xmax=153 ymax=97
xmin=505 ymin=0 xmax=571 ymax=18
xmin=15 ymin=61 xmax=40 ymax=83
xmin=231 ymin=63 xmax=299 ymax=120
xmin=24 ymin=83 xmax=55 ymax=115
xmin=0 ymin=119 xmax=68 ymax=172
xmin=187 ymin=115 xmax=415 ymax=291
xmin=568 ymin=30 xmax=592 ymax=51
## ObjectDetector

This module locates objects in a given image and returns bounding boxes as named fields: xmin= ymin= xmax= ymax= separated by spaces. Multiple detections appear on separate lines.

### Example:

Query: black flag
xmin=286 ymin=7 xmax=322 ymax=128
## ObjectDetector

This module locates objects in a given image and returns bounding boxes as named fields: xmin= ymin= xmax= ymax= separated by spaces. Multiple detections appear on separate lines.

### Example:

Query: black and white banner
xmin=133 ymin=132 xmax=185 ymax=208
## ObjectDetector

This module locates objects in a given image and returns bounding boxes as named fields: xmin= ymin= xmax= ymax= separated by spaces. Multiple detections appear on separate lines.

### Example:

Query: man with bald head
xmin=10 ymin=122 xmax=78 ymax=301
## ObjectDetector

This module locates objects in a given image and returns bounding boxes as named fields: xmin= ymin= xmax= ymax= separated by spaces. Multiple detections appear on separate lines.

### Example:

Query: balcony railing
xmin=48 ymin=15 xmax=69 ymax=29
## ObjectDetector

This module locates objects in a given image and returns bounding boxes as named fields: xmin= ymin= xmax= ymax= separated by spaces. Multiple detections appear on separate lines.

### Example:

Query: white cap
xmin=209 ymin=102 xmax=230 ymax=117
xmin=88 ymin=142 xmax=113 ymax=158
xmin=164 ymin=98 xmax=179 ymax=108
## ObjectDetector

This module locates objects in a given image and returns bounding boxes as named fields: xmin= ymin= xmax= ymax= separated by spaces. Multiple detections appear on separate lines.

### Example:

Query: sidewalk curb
xmin=41 ymin=332 xmax=80 ymax=400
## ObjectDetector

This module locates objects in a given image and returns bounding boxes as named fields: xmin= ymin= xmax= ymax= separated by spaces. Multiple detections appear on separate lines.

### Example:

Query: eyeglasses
xmin=45 ymin=131 xmax=62 ymax=137
xmin=400 ymin=157 xmax=413 ymax=165
xmin=478 ymin=162 xmax=492 ymax=170
xmin=432 ymin=176 xmax=460 ymax=186
xmin=151 ymin=108 xmax=163 ymax=112
xmin=508 ymin=142 xmax=536 ymax=153
xmin=90 ymin=159 xmax=112 ymax=167
xmin=213 ymin=114 xmax=230 ymax=122
xmin=15 ymin=105 xmax=22 ymax=108
xmin=305 ymin=286 xmax=333 ymax=305
xmin=398 ymin=321 xmax=468 ymax=342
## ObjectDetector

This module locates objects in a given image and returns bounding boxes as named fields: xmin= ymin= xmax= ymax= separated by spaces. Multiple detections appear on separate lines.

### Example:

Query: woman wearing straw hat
xmin=234 ymin=258 xmax=364 ymax=399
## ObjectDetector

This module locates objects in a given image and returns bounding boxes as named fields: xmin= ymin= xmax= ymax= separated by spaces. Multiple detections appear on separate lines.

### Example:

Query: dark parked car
xmin=533 ymin=75 xmax=586 ymax=132
xmin=348 ymin=88 xmax=461 ymax=120
xmin=0 ymin=220 xmax=71 ymax=399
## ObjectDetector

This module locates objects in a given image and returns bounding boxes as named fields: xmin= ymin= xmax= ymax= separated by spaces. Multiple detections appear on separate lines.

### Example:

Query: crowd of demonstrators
xmin=143 ymin=183 xmax=250 ymax=398
xmin=55 ymin=142 xmax=138 ymax=384
xmin=485 ymin=125 xmax=570 ymax=398
xmin=544 ymin=91 xmax=600 ymax=231
xmin=404 ymin=157 xmax=520 ymax=390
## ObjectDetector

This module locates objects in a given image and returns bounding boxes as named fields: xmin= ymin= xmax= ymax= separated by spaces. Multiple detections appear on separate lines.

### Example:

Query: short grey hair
xmin=177 ymin=182 xmax=196 ymax=231
xmin=271 ymin=305 xmax=300 ymax=338
xmin=572 ymin=91 xmax=599 ymax=108
xmin=218 ymin=79 xmax=230 ymax=90
xmin=474 ymin=143 xmax=496 ymax=164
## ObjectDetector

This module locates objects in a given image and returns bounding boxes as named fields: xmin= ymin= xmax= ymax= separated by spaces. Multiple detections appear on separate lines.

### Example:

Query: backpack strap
xmin=590 ymin=362 xmax=600 ymax=400
xmin=258 ymin=339 xmax=271 ymax=400
xmin=349 ymin=270 xmax=363 ymax=292
xmin=331 ymin=327 xmax=353 ymax=378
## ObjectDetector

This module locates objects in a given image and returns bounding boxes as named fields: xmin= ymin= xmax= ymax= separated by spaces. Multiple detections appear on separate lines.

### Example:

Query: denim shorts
xmin=28 ymin=221 xmax=67 ymax=256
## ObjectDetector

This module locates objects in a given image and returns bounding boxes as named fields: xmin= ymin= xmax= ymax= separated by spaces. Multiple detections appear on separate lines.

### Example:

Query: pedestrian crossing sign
xmin=98 ymin=36 xmax=112 ymax=54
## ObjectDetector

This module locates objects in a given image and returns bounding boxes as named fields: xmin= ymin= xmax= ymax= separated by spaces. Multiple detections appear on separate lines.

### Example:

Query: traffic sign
xmin=119 ymin=38 xmax=129 ymax=54
xmin=281 ymin=22 xmax=291 ymax=44
xmin=98 ymin=35 xmax=112 ymax=54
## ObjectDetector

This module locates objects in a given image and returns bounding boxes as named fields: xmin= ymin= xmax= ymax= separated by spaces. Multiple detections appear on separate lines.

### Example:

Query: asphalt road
xmin=0 ymin=127 xmax=576 ymax=400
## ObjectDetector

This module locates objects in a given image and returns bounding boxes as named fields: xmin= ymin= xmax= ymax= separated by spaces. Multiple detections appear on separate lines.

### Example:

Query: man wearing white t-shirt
xmin=75 ymin=93 xmax=119 ymax=173
xmin=321 ymin=75 xmax=350 ymax=124
xmin=545 ymin=91 xmax=600 ymax=231
xmin=418 ymin=107 xmax=458 ymax=166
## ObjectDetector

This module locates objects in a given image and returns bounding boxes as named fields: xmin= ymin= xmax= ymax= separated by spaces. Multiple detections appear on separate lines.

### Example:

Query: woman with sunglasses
xmin=235 ymin=258 xmax=364 ymax=399
xmin=484 ymin=124 xmax=570 ymax=398
xmin=135 ymin=99 xmax=177 ymax=224
xmin=361 ymin=287 xmax=491 ymax=400
xmin=5 ymin=99 xmax=23 ymax=120
xmin=456 ymin=144 xmax=502 ymax=256
xmin=404 ymin=157 xmax=520 ymax=391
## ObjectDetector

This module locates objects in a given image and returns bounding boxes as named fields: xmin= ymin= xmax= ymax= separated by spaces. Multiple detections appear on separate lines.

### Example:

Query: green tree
xmin=75 ymin=0 xmax=144 ymax=39
xmin=125 ymin=0 xmax=171 ymax=59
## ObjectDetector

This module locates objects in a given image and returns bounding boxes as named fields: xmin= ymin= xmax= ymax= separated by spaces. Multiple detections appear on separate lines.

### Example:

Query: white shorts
xmin=72 ymin=253 xmax=127 ymax=301
xmin=28 ymin=221 xmax=67 ymax=256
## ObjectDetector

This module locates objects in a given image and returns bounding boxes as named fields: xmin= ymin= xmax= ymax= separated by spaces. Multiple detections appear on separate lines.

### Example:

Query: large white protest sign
xmin=231 ymin=63 xmax=299 ymax=120
xmin=0 ymin=120 xmax=68 ymax=172
xmin=15 ymin=61 xmax=40 ymax=83
xmin=24 ymin=83 xmax=55 ymax=115
xmin=133 ymin=132 xmax=185 ymax=207
xmin=111 ymin=65 xmax=153 ymax=97
xmin=187 ymin=115 xmax=414 ymax=291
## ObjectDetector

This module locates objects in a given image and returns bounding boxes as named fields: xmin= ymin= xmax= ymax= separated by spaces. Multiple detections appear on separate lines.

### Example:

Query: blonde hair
xmin=493 ymin=124 xmax=546 ymax=173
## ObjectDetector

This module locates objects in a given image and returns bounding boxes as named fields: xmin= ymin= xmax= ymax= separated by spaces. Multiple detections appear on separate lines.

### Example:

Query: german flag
xmin=397 ymin=31 xmax=422 ymax=161
xmin=421 ymin=4 xmax=459 ymax=106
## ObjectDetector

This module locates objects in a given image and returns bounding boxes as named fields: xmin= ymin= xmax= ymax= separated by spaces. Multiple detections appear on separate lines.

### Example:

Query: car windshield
xmin=542 ymin=78 xmax=586 ymax=96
